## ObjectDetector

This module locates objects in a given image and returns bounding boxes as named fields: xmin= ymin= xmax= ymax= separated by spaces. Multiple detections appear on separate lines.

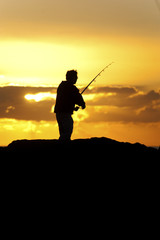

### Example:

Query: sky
xmin=0 ymin=0 xmax=160 ymax=146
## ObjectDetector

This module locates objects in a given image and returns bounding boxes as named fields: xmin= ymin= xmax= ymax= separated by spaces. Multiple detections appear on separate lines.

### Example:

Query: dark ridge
xmin=0 ymin=137 xmax=159 ymax=159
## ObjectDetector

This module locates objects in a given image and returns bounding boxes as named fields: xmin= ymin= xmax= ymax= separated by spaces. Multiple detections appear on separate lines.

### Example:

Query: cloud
xmin=85 ymin=104 xmax=160 ymax=123
xmin=85 ymin=86 xmax=160 ymax=123
xmin=0 ymin=86 xmax=56 ymax=121
xmin=86 ymin=87 xmax=160 ymax=107
xmin=0 ymin=85 xmax=160 ymax=123
xmin=86 ymin=86 xmax=137 ymax=95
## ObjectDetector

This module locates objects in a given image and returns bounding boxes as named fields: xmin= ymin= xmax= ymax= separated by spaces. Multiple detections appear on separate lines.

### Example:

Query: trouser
xmin=56 ymin=113 xmax=73 ymax=141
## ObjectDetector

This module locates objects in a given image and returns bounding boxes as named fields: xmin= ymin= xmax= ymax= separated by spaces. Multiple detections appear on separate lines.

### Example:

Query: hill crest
xmin=1 ymin=137 xmax=159 ymax=158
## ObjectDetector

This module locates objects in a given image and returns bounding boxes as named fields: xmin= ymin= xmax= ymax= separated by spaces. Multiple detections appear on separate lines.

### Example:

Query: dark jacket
xmin=54 ymin=81 xmax=85 ymax=114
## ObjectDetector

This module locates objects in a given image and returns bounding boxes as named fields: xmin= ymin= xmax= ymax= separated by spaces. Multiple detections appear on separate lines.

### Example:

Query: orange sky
xmin=0 ymin=0 xmax=160 ymax=146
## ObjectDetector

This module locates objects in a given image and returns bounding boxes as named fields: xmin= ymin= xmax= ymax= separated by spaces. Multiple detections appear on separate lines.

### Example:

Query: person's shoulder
xmin=58 ymin=81 xmax=66 ymax=89
xmin=59 ymin=81 xmax=66 ymax=86
xmin=66 ymin=82 xmax=78 ymax=91
xmin=72 ymin=84 xmax=79 ymax=92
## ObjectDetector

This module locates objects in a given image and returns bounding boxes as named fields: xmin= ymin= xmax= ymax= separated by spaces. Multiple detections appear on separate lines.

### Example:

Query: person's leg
xmin=66 ymin=114 xmax=73 ymax=140
xmin=56 ymin=113 xmax=64 ymax=140
xmin=56 ymin=113 xmax=73 ymax=141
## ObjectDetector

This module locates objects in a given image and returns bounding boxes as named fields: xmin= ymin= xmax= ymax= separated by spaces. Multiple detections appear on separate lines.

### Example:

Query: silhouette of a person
xmin=54 ymin=70 xmax=86 ymax=141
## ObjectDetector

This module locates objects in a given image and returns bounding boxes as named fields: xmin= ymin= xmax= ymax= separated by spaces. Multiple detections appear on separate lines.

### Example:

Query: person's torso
xmin=54 ymin=81 xmax=78 ymax=113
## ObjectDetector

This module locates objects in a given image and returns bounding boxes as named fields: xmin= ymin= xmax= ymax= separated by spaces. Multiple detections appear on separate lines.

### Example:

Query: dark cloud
xmin=85 ymin=86 xmax=160 ymax=123
xmin=86 ymin=86 xmax=137 ymax=96
xmin=0 ymin=85 xmax=160 ymax=123
xmin=0 ymin=86 xmax=56 ymax=121
xmin=86 ymin=104 xmax=160 ymax=123
xmin=86 ymin=87 xmax=160 ymax=108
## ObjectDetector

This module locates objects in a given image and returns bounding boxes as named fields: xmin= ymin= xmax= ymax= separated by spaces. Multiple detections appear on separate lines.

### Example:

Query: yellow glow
xmin=0 ymin=118 xmax=160 ymax=147
xmin=0 ymin=40 xmax=101 ymax=86
xmin=0 ymin=119 xmax=59 ymax=146
xmin=73 ymin=110 xmax=89 ymax=122
xmin=83 ymin=94 xmax=96 ymax=101
xmin=0 ymin=37 xmax=159 ymax=88
xmin=24 ymin=92 xmax=56 ymax=102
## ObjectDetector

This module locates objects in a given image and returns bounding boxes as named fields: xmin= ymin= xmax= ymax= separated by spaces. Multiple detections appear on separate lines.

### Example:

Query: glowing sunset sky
xmin=0 ymin=0 xmax=160 ymax=146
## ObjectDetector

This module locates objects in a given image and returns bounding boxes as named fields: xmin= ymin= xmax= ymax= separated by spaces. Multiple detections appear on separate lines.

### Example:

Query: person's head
xmin=66 ymin=70 xmax=78 ymax=84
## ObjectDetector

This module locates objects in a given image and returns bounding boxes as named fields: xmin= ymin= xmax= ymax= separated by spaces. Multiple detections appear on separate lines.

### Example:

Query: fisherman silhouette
xmin=54 ymin=70 xmax=86 ymax=141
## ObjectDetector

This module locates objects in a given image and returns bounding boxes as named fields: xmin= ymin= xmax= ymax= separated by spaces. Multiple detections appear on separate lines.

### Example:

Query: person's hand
xmin=74 ymin=106 xmax=79 ymax=111
xmin=82 ymin=103 xmax=86 ymax=109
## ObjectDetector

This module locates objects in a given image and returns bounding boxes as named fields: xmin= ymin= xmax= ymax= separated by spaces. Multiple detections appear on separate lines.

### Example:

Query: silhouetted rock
xmin=0 ymin=137 xmax=159 ymax=159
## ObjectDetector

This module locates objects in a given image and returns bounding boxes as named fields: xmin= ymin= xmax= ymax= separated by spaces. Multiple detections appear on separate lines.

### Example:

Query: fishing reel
xmin=74 ymin=106 xmax=80 ymax=111
xmin=74 ymin=103 xmax=86 ymax=111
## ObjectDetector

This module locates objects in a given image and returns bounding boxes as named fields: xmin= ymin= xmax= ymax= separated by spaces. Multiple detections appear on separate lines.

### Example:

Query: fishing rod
xmin=74 ymin=62 xmax=114 ymax=111
xmin=81 ymin=62 xmax=114 ymax=95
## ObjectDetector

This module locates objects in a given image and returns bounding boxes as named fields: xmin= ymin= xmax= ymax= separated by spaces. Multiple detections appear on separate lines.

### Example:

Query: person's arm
xmin=74 ymin=87 xmax=86 ymax=109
